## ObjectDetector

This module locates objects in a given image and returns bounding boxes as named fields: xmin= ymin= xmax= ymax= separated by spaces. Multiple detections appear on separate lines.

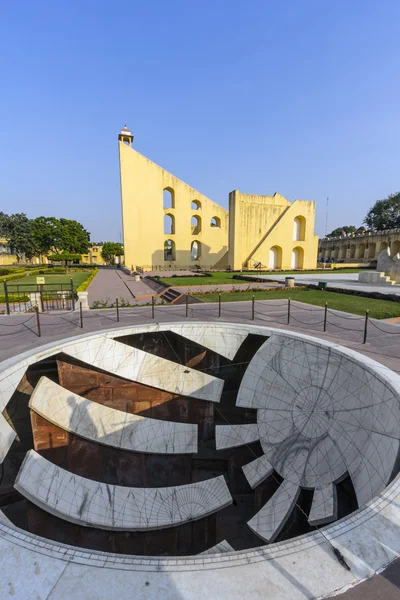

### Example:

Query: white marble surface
xmin=64 ymin=336 xmax=224 ymax=402
xmin=309 ymin=484 xmax=337 ymax=526
xmin=30 ymin=377 xmax=198 ymax=454
xmin=0 ymin=416 xmax=16 ymax=464
xmin=242 ymin=455 xmax=274 ymax=489
xmin=199 ymin=540 xmax=234 ymax=555
xmin=15 ymin=451 xmax=232 ymax=531
xmin=1 ymin=323 xmax=400 ymax=598
xmin=168 ymin=324 xmax=250 ymax=360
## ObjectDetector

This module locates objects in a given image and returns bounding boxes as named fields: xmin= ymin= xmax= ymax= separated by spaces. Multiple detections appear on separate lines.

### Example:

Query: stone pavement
xmin=87 ymin=268 xmax=155 ymax=305
xmin=1 ymin=299 xmax=400 ymax=599
xmin=248 ymin=272 xmax=400 ymax=296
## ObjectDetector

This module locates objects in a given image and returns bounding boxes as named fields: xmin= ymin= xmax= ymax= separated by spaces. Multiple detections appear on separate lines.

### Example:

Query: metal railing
xmin=3 ymin=280 xmax=75 ymax=314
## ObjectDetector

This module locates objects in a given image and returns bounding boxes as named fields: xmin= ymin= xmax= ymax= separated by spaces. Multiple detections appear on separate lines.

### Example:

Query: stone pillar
xmin=77 ymin=291 xmax=89 ymax=310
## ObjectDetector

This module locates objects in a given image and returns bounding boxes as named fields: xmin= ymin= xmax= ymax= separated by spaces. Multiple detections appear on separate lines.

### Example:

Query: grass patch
xmin=195 ymin=287 xmax=400 ymax=319
xmin=0 ymin=271 xmax=94 ymax=294
xmin=160 ymin=269 xmax=361 ymax=287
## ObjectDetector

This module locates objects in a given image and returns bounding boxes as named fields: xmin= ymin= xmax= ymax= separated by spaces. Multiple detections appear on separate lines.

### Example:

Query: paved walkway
xmin=249 ymin=272 xmax=400 ymax=296
xmin=87 ymin=268 xmax=155 ymax=305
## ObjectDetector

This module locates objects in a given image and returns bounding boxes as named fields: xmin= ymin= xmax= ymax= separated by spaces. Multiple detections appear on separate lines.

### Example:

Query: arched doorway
xmin=291 ymin=247 xmax=304 ymax=269
xmin=164 ymin=239 xmax=175 ymax=261
xmin=391 ymin=240 xmax=400 ymax=257
xmin=340 ymin=246 xmax=347 ymax=260
xmin=379 ymin=241 xmax=388 ymax=253
xmin=293 ymin=216 xmax=306 ymax=241
xmin=350 ymin=244 xmax=356 ymax=258
xmin=358 ymin=243 xmax=365 ymax=259
xmin=334 ymin=247 xmax=340 ymax=259
xmin=269 ymin=246 xmax=282 ymax=269
xmin=368 ymin=243 xmax=376 ymax=259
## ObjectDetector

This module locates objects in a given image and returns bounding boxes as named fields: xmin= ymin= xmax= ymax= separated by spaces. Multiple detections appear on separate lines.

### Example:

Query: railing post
xmin=152 ymin=295 xmax=155 ymax=319
xmin=70 ymin=278 xmax=75 ymax=311
xmin=116 ymin=298 xmax=119 ymax=322
xmin=363 ymin=309 xmax=369 ymax=344
xmin=39 ymin=284 xmax=44 ymax=313
xmin=4 ymin=281 xmax=10 ymax=315
xmin=287 ymin=298 xmax=291 ymax=325
xmin=251 ymin=295 xmax=255 ymax=321
xmin=218 ymin=293 xmax=221 ymax=318
xmin=323 ymin=302 xmax=328 ymax=332
xmin=80 ymin=302 xmax=83 ymax=328
xmin=35 ymin=306 xmax=41 ymax=337
xmin=186 ymin=293 xmax=188 ymax=317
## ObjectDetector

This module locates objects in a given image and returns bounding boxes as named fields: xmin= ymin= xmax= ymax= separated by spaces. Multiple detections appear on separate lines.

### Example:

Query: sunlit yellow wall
xmin=119 ymin=142 xmax=229 ymax=271
xmin=228 ymin=191 xmax=318 ymax=270
xmin=81 ymin=245 xmax=107 ymax=265
xmin=0 ymin=238 xmax=17 ymax=265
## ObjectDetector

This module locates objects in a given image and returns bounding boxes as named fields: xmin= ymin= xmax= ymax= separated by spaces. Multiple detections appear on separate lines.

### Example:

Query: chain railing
xmin=1 ymin=295 xmax=400 ymax=344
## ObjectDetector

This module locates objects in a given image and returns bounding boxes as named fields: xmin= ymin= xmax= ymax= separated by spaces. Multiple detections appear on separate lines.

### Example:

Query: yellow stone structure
xmin=118 ymin=127 xmax=318 ymax=272
xmin=0 ymin=238 xmax=17 ymax=266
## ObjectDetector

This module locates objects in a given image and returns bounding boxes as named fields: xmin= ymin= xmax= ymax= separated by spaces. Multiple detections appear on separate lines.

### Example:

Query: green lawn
xmin=1 ymin=271 xmax=93 ymax=294
xmin=195 ymin=287 xmax=400 ymax=319
xmin=160 ymin=269 xmax=361 ymax=287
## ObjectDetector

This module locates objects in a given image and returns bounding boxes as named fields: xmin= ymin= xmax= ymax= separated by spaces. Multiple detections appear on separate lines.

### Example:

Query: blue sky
xmin=1 ymin=1 xmax=399 ymax=241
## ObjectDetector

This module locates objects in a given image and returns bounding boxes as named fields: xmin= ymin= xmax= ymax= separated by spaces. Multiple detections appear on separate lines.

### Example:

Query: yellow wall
xmin=119 ymin=142 xmax=229 ymax=271
xmin=0 ymin=238 xmax=17 ymax=265
xmin=119 ymin=139 xmax=318 ymax=272
xmin=81 ymin=245 xmax=107 ymax=265
xmin=228 ymin=191 xmax=318 ymax=270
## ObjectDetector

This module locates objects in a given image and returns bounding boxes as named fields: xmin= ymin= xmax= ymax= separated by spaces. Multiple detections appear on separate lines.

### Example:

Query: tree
xmin=364 ymin=192 xmax=400 ymax=230
xmin=0 ymin=213 xmax=35 ymax=262
xmin=327 ymin=225 xmax=357 ymax=238
xmin=48 ymin=253 xmax=82 ymax=273
xmin=31 ymin=216 xmax=59 ymax=256
xmin=56 ymin=218 xmax=90 ymax=254
xmin=101 ymin=242 xmax=124 ymax=265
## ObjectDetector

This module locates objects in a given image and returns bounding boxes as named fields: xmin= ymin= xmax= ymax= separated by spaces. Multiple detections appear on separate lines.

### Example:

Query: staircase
xmin=358 ymin=271 xmax=396 ymax=285
xmin=160 ymin=288 xmax=182 ymax=303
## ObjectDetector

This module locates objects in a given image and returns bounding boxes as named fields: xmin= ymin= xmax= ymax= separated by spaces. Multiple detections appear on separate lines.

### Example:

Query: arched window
xmin=210 ymin=216 xmax=221 ymax=228
xmin=293 ymin=216 xmax=306 ymax=241
xmin=358 ymin=243 xmax=365 ymax=259
xmin=391 ymin=241 xmax=400 ymax=257
xmin=191 ymin=240 xmax=201 ymax=260
xmin=191 ymin=215 xmax=201 ymax=235
xmin=269 ymin=246 xmax=282 ymax=269
xmin=164 ymin=239 xmax=175 ymax=261
xmin=340 ymin=246 xmax=347 ymax=259
xmin=163 ymin=187 xmax=175 ymax=209
xmin=350 ymin=244 xmax=356 ymax=258
xmin=291 ymin=247 xmax=304 ymax=269
xmin=191 ymin=200 xmax=201 ymax=210
xmin=368 ymin=242 xmax=376 ymax=259
xmin=379 ymin=241 xmax=388 ymax=253
xmin=334 ymin=246 xmax=340 ymax=258
xmin=164 ymin=214 xmax=175 ymax=234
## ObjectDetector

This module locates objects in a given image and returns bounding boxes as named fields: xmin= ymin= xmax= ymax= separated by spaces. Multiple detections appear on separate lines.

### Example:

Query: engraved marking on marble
xmin=15 ymin=451 xmax=233 ymax=531
xmin=29 ymin=377 xmax=198 ymax=454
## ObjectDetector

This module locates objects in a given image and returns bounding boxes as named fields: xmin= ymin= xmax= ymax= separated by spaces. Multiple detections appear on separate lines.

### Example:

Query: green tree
xmin=327 ymin=225 xmax=357 ymax=238
xmin=0 ymin=213 xmax=35 ymax=262
xmin=56 ymin=218 xmax=90 ymax=254
xmin=101 ymin=242 xmax=124 ymax=265
xmin=364 ymin=192 xmax=400 ymax=230
xmin=31 ymin=216 xmax=59 ymax=256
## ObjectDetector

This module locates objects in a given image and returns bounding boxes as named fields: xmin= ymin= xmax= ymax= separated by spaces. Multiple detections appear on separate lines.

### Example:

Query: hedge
xmin=0 ymin=272 xmax=27 ymax=283
xmin=76 ymin=268 xmax=98 ymax=293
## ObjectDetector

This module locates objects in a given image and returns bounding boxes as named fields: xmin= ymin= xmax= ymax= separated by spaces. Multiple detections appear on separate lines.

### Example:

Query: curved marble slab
xmin=308 ymin=484 xmax=337 ymax=526
xmin=236 ymin=332 xmax=400 ymax=509
xmin=15 ymin=451 xmax=233 ymax=531
xmin=63 ymin=337 xmax=223 ymax=402
xmin=29 ymin=377 xmax=198 ymax=454
xmin=168 ymin=324 xmax=251 ymax=360
xmin=0 ymin=417 xmax=16 ymax=463
xmin=215 ymin=423 xmax=260 ymax=450
xmin=199 ymin=540 xmax=234 ymax=555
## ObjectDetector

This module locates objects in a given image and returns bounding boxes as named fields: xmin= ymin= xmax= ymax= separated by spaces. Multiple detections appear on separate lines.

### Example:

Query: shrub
xmin=76 ymin=268 xmax=98 ymax=293
xmin=0 ymin=272 xmax=27 ymax=283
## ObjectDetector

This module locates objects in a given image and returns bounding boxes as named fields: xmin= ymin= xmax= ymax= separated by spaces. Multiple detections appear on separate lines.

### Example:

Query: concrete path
xmin=248 ymin=272 xmax=400 ymax=296
xmin=87 ymin=268 xmax=154 ymax=305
